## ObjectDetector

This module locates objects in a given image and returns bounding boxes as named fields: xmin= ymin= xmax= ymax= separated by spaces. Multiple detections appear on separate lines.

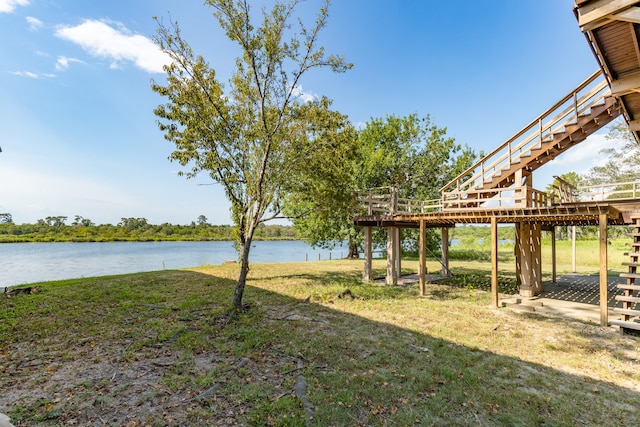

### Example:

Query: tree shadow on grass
xmin=1 ymin=269 xmax=639 ymax=426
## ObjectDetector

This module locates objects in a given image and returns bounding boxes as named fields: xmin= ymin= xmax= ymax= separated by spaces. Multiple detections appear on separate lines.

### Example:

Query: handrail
xmin=576 ymin=180 xmax=640 ymax=201
xmin=354 ymin=180 xmax=640 ymax=217
xmin=441 ymin=69 xmax=608 ymax=194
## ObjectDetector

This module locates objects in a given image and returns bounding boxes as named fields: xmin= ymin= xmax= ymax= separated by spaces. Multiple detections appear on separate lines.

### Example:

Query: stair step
xmin=617 ymin=283 xmax=640 ymax=291
xmin=610 ymin=320 xmax=640 ymax=331
xmin=619 ymin=272 xmax=640 ymax=279
xmin=615 ymin=295 xmax=640 ymax=303
xmin=613 ymin=307 xmax=640 ymax=316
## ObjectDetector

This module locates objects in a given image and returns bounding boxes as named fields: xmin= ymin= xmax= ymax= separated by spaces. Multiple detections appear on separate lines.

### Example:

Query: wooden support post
xmin=599 ymin=214 xmax=608 ymax=326
xmin=515 ymin=223 xmax=522 ymax=287
xmin=419 ymin=220 xmax=426 ymax=296
xmin=551 ymin=226 xmax=557 ymax=283
xmin=518 ymin=222 xmax=533 ymax=296
xmin=386 ymin=227 xmax=397 ymax=285
xmin=516 ymin=222 xmax=543 ymax=297
xmin=363 ymin=226 xmax=373 ymax=282
xmin=491 ymin=216 xmax=499 ymax=308
xmin=572 ymin=225 xmax=577 ymax=273
xmin=441 ymin=227 xmax=450 ymax=277
xmin=395 ymin=227 xmax=401 ymax=281
xmin=531 ymin=223 xmax=543 ymax=294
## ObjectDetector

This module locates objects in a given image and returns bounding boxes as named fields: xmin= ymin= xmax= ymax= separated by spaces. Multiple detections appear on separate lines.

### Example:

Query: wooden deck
xmin=353 ymin=185 xmax=640 ymax=228
xmin=352 ymin=2 xmax=640 ymax=333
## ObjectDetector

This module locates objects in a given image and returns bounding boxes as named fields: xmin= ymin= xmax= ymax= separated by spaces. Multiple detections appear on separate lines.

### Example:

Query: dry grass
xmin=1 ymin=258 xmax=639 ymax=426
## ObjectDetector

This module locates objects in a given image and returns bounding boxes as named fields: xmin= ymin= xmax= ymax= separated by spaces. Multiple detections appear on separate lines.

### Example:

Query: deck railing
xmin=353 ymin=187 xmax=441 ymax=215
xmin=440 ymin=70 xmax=610 ymax=197
xmin=442 ymin=186 xmax=550 ymax=210
xmin=550 ymin=175 xmax=579 ymax=204
xmin=354 ymin=179 xmax=640 ymax=217
xmin=577 ymin=180 xmax=640 ymax=202
xmin=354 ymin=185 xmax=548 ymax=216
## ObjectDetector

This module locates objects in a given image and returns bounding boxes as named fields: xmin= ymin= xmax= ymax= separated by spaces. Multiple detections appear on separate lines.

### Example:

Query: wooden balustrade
xmin=354 ymin=179 xmax=640 ymax=217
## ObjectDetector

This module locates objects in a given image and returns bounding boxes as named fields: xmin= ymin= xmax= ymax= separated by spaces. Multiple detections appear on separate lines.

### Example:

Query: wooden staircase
xmin=441 ymin=70 xmax=621 ymax=208
xmin=613 ymin=214 xmax=640 ymax=334
xmin=482 ymin=96 xmax=619 ymax=191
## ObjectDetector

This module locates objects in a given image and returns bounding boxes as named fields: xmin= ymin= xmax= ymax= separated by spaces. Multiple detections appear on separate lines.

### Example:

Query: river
xmin=1 ymin=240 xmax=348 ymax=288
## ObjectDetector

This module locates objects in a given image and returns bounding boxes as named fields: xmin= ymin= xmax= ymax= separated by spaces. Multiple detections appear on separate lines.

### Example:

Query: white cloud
xmin=26 ymin=15 xmax=42 ymax=31
xmin=11 ymin=70 xmax=54 ymax=79
xmin=54 ymin=19 xmax=171 ymax=73
xmin=552 ymin=133 xmax=618 ymax=172
xmin=535 ymin=131 xmax=625 ymax=189
xmin=55 ymin=55 xmax=83 ymax=71
xmin=0 ymin=0 xmax=29 ymax=13
xmin=292 ymin=85 xmax=317 ymax=103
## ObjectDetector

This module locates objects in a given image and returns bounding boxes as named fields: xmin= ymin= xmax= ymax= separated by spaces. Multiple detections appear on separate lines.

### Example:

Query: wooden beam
xmin=515 ymin=223 xmax=522 ymax=288
xmin=419 ymin=220 xmax=426 ymax=296
xmin=363 ymin=226 xmax=373 ymax=282
xmin=628 ymin=21 xmax=640 ymax=72
xmin=395 ymin=227 xmax=401 ymax=282
xmin=551 ymin=226 xmax=557 ymax=283
xmin=531 ymin=223 xmax=543 ymax=295
xmin=386 ymin=227 xmax=397 ymax=286
xmin=441 ymin=227 xmax=450 ymax=277
xmin=616 ymin=5 xmax=640 ymax=24
xmin=599 ymin=213 xmax=609 ymax=326
xmin=629 ymin=118 xmax=640 ymax=131
xmin=491 ymin=216 xmax=499 ymax=308
xmin=610 ymin=72 xmax=640 ymax=96
xmin=577 ymin=0 xmax=639 ymax=30
xmin=572 ymin=225 xmax=577 ymax=273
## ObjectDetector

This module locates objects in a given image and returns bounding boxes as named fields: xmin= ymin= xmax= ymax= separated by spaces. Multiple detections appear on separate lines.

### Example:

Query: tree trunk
xmin=232 ymin=234 xmax=253 ymax=310
xmin=347 ymin=241 xmax=359 ymax=259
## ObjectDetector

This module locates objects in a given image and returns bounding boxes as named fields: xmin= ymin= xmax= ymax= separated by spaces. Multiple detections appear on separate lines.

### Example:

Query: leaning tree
xmin=152 ymin=0 xmax=352 ymax=310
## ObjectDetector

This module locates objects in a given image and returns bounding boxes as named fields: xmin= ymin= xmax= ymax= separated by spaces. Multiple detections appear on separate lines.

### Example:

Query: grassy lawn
xmin=1 ymin=254 xmax=639 ymax=426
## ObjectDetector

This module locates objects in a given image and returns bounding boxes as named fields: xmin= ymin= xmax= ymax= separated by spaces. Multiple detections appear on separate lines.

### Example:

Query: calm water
xmin=0 ymin=241 xmax=347 ymax=288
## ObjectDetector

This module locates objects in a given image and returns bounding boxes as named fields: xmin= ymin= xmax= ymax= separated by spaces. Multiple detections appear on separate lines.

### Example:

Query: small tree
xmin=45 ymin=216 xmax=67 ymax=227
xmin=72 ymin=215 xmax=95 ymax=227
xmin=0 ymin=213 xmax=12 ymax=224
xmin=197 ymin=215 xmax=209 ymax=226
xmin=152 ymin=0 xmax=352 ymax=310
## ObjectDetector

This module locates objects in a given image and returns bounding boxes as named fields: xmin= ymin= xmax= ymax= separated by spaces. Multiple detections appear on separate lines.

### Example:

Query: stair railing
xmin=576 ymin=180 xmax=640 ymax=201
xmin=441 ymin=70 xmax=609 ymax=200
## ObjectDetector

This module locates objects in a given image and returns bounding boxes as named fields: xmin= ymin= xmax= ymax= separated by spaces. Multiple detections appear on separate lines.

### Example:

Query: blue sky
xmin=0 ymin=0 xmax=617 ymax=225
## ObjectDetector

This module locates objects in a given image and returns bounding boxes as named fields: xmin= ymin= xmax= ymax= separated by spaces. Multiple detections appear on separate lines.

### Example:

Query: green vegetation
xmin=0 ymin=221 xmax=297 ymax=243
xmin=289 ymin=114 xmax=477 ymax=258
xmin=1 ymin=256 xmax=638 ymax=426
xmin=152 ymin=0 xmax=354 ymax=310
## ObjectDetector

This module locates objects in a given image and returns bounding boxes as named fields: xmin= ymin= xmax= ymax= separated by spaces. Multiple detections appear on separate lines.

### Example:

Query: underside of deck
xmin=354 ymin=200 xmax=640 ymax=229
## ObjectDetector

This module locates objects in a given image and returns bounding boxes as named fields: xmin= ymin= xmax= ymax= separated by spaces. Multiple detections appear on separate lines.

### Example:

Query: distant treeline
xmin=0 ymin=215 xmax=297 ymax=243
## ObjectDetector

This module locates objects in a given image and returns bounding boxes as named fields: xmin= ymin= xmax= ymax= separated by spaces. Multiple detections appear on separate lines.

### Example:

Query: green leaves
xmin=291 ymin=113 xmax=477 ymax=254
xmin=152 ymin=1 xmax=351 ymax=308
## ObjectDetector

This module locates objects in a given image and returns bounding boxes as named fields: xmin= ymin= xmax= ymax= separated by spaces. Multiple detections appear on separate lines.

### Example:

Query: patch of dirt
xmin=0 ymin=337 xmax=302 ymax=426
